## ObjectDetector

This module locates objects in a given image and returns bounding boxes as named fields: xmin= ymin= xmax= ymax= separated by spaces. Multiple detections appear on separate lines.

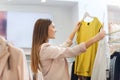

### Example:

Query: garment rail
xmin=106 ymin=29 xmax=120 ymax=35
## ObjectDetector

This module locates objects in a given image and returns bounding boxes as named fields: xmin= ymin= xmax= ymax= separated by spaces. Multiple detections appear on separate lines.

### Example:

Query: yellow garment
xmin=74 ymin=17 xmax=102 ymax=77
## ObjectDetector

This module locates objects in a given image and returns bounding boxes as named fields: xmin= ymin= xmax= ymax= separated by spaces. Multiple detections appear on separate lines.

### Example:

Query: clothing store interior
xmin=0 ymin=0 xmax=120 ymax=80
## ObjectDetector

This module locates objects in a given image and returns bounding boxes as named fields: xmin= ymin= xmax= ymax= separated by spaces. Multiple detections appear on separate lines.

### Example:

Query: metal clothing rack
xmin=106 ymin=29 xmax=120 ymax=35
xmin=107 ymin=27 xmax=120 ymax=56
xmin=109 ymin=38 xmax=120 ymax=43
xmin=107 ymin=28 xmax=120 ymax=44
xmin=105 ymin=28 xmax=120 ymax=80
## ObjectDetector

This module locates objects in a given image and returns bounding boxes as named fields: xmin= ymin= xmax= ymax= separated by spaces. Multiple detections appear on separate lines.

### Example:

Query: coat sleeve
xmin=40 ymin=42 xmax=86 ymax=59
xmin=62 ymin=39 xmax=73 ymax=47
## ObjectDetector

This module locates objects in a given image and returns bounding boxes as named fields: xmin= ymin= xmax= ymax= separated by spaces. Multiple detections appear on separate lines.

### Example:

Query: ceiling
xmin=0 ymin=0 xmax=78 ymax=7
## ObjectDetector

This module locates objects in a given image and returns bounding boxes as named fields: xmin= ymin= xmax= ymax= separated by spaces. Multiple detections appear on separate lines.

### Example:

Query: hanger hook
xmin=84 ymin=4 xmax=88 ymax=12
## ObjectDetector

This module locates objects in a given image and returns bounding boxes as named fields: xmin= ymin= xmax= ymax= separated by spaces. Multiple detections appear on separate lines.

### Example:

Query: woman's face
xmin=48 ymin=23 xmax=56 ymax=39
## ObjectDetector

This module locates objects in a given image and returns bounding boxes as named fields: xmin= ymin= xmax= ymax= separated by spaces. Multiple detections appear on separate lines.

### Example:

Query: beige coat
xmin=0 ymin=37 xmax=30 ymax=80
xmin=40 ymin=40 xmax=87 ymax=80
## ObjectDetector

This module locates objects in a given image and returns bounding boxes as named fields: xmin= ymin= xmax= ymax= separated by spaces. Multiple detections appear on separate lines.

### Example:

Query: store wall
xmin=0 ymin=5 xmax=74 ymax=46
xmin=0 ymin=0 xmax=108 ymax=54
xmin=108 ymin=5 xmax=120 ymax=23
xmin=0 ymin=4 xmax=78 ymax=76
xmin=72 ymin=3 xmax=79 ymax=26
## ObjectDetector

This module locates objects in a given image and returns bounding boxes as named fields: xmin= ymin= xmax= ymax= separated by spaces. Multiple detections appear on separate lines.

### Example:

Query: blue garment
xmin=110 ymin=52 xmax=120 ymax=80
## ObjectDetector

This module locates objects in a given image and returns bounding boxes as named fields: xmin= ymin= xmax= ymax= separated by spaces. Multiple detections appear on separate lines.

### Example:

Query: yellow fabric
xmin=74 ymin=17 xmax=102 ymax=77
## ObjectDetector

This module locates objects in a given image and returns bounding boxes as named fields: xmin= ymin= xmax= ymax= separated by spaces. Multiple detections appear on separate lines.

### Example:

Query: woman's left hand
xmin=74 ymin=21 xmax=82 ymax=32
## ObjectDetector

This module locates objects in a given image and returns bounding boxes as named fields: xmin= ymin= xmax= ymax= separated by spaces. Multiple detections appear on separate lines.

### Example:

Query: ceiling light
xmin=41 ymin=0 xmax=46 ymax=3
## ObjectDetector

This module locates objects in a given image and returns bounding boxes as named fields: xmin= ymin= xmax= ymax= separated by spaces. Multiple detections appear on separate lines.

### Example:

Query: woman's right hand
xmin=85 ymin=29 xmax=106 ymax=48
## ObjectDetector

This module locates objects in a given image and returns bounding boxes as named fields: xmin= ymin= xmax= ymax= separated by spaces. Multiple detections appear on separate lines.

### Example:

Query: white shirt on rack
xmin=91 ymin=37 xmax=110 ymax=80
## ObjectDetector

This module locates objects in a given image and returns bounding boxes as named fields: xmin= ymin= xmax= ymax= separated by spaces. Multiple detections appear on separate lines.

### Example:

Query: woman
xmin=31 ymin=19 xmax=105 ymax=80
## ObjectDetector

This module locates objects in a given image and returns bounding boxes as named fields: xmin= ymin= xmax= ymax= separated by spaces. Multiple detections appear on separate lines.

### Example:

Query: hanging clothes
xmin=0 ymin=36 xmax=30 ymax=80
xmin=109 ymin=23 xmax=120 ymax=41
xmin=91 ymin=37 xmax=110 ymax=80
xmin=74 ymin=17 xmax=102 ymax=77
xmin=71 ymin=61 xmax=78 ymax=80
xmin=110 ymin=51 xmax=120 ymax=80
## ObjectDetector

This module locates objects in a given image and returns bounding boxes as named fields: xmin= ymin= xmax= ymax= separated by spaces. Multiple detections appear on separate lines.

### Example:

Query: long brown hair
xmin=31 ymin=19 xmax=52 ymax=73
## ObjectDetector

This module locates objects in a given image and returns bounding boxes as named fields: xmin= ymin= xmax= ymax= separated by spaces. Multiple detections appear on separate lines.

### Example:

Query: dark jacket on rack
xmin=110 ymin=52 xmax=120 ymax=80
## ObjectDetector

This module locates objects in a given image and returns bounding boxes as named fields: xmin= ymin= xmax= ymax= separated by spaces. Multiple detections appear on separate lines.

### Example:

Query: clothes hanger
xmin=82 ymin=12 xmax=94 ymax=21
